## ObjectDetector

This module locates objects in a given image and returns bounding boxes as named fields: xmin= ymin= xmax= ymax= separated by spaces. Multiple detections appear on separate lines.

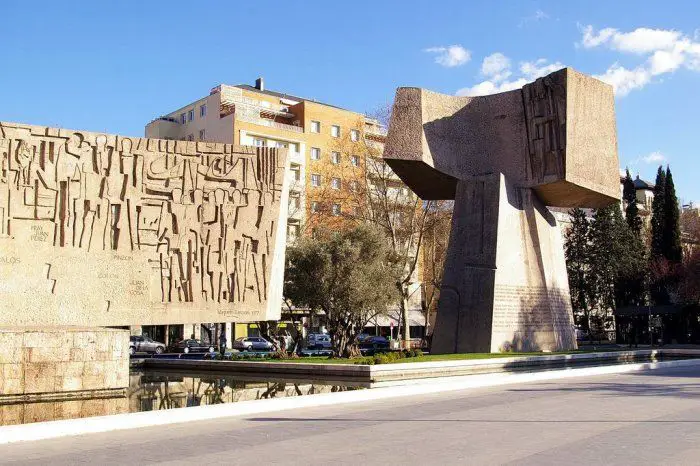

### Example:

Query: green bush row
xmin=354 ymin=349 xmax=424 ymax=365
xmin=209 ymin=350 xmax=299 ymax=361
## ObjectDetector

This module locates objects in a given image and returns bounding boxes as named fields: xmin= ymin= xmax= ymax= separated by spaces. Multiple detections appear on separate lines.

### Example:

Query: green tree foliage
xmin=622 ymin=169 xmax=643 ymax=235
xmin=650 ymin=166 xmax=667 ymax=259
xmin=649 ymin=166 xmax=683 ymax=304
xmin=283 ymin=224 xmax=401 ymax=358
xmin=663 ymin=167 xmax=682 ymax=262
xmin=564 ymin=208 xmax=594 ymax=335
xmin=565 ymin=205 xmax=647 ymax=340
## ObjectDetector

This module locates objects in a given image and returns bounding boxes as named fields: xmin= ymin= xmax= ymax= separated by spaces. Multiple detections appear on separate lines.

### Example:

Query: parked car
xmin=129 ymin=335 xmax=166 ymax=355
xmin=232 ymin=336 xmax=274 ymax=352
xmin=170 ymin=339 xmax=215 ymax=354
xmin=359 ymin=336 xmax=390 ymax=350
xmin=307 ymin=333 xmax=332 ymax=350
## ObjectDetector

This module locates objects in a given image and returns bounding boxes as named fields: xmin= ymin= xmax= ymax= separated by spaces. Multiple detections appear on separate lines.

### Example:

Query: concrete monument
xmin=384 ymin=68 xmax=619 ymax=353
xmin=0 ymin=121 xmax=289 ymax=400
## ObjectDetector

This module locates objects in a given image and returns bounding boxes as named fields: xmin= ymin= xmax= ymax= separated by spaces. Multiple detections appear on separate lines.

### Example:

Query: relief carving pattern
xmin=522 ymin=74 xmax=567 ymax=184
xmin=0 ymin=122 xmax=287 ymax=307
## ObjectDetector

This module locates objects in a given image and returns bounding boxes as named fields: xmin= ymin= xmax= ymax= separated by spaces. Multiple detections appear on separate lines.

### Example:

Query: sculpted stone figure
xmin=384 ymin=68 xmax=619 ymax=353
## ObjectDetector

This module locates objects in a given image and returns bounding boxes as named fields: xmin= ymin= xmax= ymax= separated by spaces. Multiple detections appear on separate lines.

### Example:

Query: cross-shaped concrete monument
xmin=384 ymin=68 xmax=619 ymax=353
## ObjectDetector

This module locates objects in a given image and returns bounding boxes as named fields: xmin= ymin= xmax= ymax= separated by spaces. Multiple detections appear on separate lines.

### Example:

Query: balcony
xmin=365 ymin=125 xmax=388 ymax=137
xmin=236 ymin=113 xmax=304 ymax=133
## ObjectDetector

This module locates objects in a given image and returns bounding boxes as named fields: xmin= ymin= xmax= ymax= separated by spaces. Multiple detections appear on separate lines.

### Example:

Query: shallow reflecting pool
xmin=0 ymin=370 xmax=364 ymax=427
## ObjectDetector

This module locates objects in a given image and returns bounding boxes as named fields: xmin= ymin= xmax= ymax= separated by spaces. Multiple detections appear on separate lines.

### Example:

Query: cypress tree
xmin=663 ymin=166 xmax=682 ymax=262
xmin=622 ymin=169 xmax=642 ymax=235
xmin=565 ymin=208 xmax=592 ymax=332
xmin=650 ymin=166 xmax=666 ymax=259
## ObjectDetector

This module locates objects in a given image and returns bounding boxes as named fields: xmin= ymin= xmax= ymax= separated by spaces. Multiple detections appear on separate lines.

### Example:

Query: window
xmin=331 ymin=125 xmax=340 ymax=138
xmin=332 ymin=203 xmax=341 ymax=216
xmin=290 ymin=163 xmax=301 ymax=181
xmin=180 ymin=113 xmax=186 ymax=124
xmin=199 ymin=129 xmax=205 ymax=140
xmin=311 ymin=147 xmax=321 ymax=160
xmin=200 ymin=104 xmax=207 ymax=117
xmin=310 ymin=120 xmax=321 ymax=133
xmin=287 ymin=222 xmax=300 ymax=240
xmin=188 ymin=109 xmax=194 ymax=121
xmin=351 ymin=155 xmax=359 ymax=167
xmin=349 ymin=180 xmax=358 ymax=192
xmin=253 ymin=138 xmax=266 ymax=147
xmin=331 ymin=151 xmax=340 ymax=164
xmin=311 ymin=173 xmax=321 ymax=187
xmin=350 ymin=129 xmax=359 ymax=142
xmin=289 ymin=193 xmax=301 ymax=210
xmin=331 ymin=178 xmax=341 ymax=190
xmin=311 ymin=201 xmax=319 ymax=213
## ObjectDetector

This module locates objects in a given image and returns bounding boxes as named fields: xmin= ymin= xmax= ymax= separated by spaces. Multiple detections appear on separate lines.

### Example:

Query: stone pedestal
xmin=0 ymin=327 xmax=129 ymax=401
xmin=431 ymin=175 xmax=577 ymax=354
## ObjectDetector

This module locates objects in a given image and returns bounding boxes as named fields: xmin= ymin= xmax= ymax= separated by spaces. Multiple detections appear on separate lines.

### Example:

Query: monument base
xmin=431 ymin=174 xmax=577 ymax=354
xmin=0 ymin=327 xmax=129 ymax=405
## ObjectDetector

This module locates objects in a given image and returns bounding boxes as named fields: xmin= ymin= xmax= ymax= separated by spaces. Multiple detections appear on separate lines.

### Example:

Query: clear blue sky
xmin=3 ymin=0 xmax=699 ymax=203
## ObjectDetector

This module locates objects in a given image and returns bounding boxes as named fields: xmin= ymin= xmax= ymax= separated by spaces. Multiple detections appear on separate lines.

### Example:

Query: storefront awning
xmin=614 ymin=305 xmax=685 ymax=316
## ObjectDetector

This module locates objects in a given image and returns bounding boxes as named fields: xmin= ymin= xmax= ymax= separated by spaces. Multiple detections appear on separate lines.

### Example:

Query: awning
xmin=614 ymin=305 xmax=686 ymax=316
xmin=366 ymin=310 xmax=425 ymax=327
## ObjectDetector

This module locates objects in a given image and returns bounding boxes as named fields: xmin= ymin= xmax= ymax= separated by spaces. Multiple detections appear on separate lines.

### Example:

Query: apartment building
xmin=145 ymin=78 xmax=423 ymax=343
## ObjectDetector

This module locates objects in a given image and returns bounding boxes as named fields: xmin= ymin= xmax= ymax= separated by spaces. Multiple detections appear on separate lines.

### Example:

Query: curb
xmin=1 ymin=358 xmax=699 ymax=445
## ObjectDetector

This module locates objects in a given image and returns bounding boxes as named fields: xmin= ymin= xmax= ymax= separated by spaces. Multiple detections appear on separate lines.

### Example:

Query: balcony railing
xmin=237 ymin=113 xmax=304 ymax=133
xmin=365 ymin=125 xmax=388 ymax=137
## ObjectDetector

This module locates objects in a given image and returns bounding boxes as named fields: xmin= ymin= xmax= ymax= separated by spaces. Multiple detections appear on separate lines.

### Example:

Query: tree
xmin=622 ymin=169 xmax=643 ymax=235
xmin=620 ymin=169 xmax=647 ymax=306
xmin=663 ymin=167 xmax=682 ymax=262
xmin=650 ymin=166 xmax=669 ymax=304
xmin=325 ymin=108 xmax=439 ymax=348
xmin=420 ymin=201 xmax=453 ymax=339
xmin=565 ymin=205 xmax=647 ymax=342
xmin=650 ymin=166 xmax=667 ymax=259
xmin=649 ymin=166 xmax=683 ymax=304
xmin=284 ymin=224 xmax=401 ymax=357
xmin=565 ymin=208 xmax=594 ymax=337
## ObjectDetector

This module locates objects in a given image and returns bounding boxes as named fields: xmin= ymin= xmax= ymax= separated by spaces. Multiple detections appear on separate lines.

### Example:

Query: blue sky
xmin=3 ymin=0 xmax=699 ymax=203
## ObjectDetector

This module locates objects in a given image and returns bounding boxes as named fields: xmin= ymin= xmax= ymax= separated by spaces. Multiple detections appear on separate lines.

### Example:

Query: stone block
xmin=60 ymin=375 xmax=83 ymax=391
xmin=385 ymin=68 xmax=618 ymax=208
xmin=81 ymin=375 xmax=107 ymax=391
xmin=27 ymin=346 xmax=71 ymax=363
xmin=24 ymin=362 xmax=57 ymax=393
xmin=3 ymin=362 xmax=23 ymax=379
xmin=0 ymin=404 xmax=25 ymax=426
xmin=0 ymin=120 xmax=288 ymax=327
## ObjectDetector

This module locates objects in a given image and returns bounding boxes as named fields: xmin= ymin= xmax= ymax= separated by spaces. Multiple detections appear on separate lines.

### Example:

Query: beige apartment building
xmin=145 ymin=78 xmax=424 ymax=345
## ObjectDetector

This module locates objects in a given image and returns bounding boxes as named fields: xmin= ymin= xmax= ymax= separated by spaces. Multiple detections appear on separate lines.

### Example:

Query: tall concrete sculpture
xmin=0 ymin=121 xmax=289 ymax=327
xmin=384 ymin=68 xmax=619 ymax=353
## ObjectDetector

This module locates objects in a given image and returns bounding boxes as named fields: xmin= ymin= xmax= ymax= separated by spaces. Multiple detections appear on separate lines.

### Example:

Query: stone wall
xmin=0 ymin=327 xmax=128 ymax=399
xmin=0 ymin=121 xmax=289 ymax=326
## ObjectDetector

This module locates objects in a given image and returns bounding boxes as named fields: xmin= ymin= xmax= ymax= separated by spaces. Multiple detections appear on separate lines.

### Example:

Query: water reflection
xmin=1 ymin=371 xmax=364 ymax=427
xmin=129 ymin=371 xmax=364 ymax=413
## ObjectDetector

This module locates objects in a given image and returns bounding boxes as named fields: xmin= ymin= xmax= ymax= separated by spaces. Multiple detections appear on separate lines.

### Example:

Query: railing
xmin=237 ymin=114 xmax=304 ymax=133
xmin=365 ymin=125 xmax=388 ymax=137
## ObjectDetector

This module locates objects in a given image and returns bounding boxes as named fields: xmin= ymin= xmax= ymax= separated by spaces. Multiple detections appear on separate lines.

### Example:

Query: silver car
xmin=130 ymin=335 xmax=166 ymax=355
xmin=233 ymin=336 xmax=274 ymax=352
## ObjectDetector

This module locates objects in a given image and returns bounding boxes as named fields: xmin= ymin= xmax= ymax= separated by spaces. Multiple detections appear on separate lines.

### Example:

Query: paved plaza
xmin=1 ymin=364 xmax=698 ymax=465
